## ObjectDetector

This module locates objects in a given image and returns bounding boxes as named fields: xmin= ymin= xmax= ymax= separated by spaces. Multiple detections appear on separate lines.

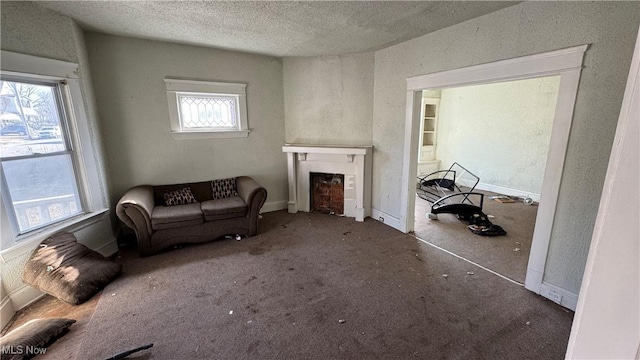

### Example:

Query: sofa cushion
xmin=162 ymin=187 xmax=197 ymax=206
xmin=211 ymin=178 xmax=238 ymax=200
xmin=151 ymin=202 xmax=203 ymax=230
xmin=201 ymin=196 xmax=247 ymax=221
xmin=21 ymin=233 xmax=122 ymax=305
xmin=0 ymin=318 xmax=76 ymax=360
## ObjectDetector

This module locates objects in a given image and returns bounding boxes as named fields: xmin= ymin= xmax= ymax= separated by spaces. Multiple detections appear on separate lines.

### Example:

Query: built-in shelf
xmin=419 ymin=99 xmax=439 ymax=160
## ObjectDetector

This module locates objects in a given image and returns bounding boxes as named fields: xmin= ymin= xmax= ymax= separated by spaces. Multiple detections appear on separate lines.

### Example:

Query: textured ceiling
xmin=36 ymin=1 xmax=518 ymax=57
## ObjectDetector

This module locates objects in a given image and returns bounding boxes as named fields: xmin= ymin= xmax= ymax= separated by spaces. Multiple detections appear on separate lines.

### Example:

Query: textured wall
xmin=283 ymin=53 xmax=374 ymax=146
xmin=372 ymin=1 xmax=640 ymax=294
xmin=567 ymin=29 xmax=639 ymax=357
xmin=0 ymin=2 xmax=113 ymax=302
xmin=84 ymin=34 xmax=288 ymax=208
xmin=0 ymin=2 xmax=79 ymax=63
xmin=436 ymin=76 xmax=560 ymax=195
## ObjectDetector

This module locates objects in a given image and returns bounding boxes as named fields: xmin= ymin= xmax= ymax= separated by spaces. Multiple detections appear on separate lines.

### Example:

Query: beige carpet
xmin=78 ymin=210 xmax=572 ymax=359
xmin=414 ymin=191 xmax=538 ymax=284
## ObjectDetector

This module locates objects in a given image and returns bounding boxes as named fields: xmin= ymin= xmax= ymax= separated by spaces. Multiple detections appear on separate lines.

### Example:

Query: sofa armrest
xmin=236 ymin=176 xmax=267 ymax=234
xmin=116 ymin=186 xmax=155 ymax=252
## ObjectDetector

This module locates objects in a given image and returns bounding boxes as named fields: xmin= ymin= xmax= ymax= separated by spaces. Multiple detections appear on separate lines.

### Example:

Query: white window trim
xmin=164 ymin=78 xmax=249 ymax=140
xmin=0 ymin=50 xmax=109 ymax=252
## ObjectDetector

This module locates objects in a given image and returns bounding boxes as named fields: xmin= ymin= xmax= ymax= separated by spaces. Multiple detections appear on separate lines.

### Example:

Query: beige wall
xmin=0 ymin=2 xmax=113 ymax=312
xmin=0 ymin=2 xmax=79 ymax=63
xmin=283 ymin=53 xmax=374 ymax=146
xmin=567 ymin=23 xmax=640 ymax=357
xmin=372 ymin=1 xmax=640 ymax=294
xmin=436 ymin=76 xmax=560 ymax=196
xmin=84 ymin=33 xmax=288 ymax=209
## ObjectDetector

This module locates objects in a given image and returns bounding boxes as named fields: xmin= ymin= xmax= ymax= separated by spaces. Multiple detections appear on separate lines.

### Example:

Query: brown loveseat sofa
xmin=116 ymin=176 xmax=267 ymax=256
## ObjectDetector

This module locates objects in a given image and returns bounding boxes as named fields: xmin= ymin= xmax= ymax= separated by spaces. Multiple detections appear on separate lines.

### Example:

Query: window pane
xmin=2 ymin=154 xmax=82 ymax=233
xmin=178 ymin=94 xmax=237 ymax=129
xmin=0 ymin=80 xmax=65 ymax=159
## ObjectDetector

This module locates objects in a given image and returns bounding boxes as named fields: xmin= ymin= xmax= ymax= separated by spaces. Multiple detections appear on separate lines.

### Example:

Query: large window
xmin=0 ymin=78 xmax=83 ymax=234
xmin=165 ymin=79 xmax=249 ymax=139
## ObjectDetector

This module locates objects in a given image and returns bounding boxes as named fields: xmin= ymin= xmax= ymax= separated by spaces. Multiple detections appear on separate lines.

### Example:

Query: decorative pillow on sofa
xmin=163 ymin=187 xmax=197 ymax=206
xmin=211 ymin=178 xmax=238 ymax=200
xmin=0 ymin=318 xmax=76 ymax=360
xmin=21 ymin=233 xmax=122 ymax=305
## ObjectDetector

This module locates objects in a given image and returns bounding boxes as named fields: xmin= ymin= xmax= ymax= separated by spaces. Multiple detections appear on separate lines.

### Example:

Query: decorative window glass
xmin=165 ymin=79 xmax=249 ymax=139
xmin=0 ymin=77 xmax=83 ymax=234
xmin=178 ymin=94 xmax=237 ymax=130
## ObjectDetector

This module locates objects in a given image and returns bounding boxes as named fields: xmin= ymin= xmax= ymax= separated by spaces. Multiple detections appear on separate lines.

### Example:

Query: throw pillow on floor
xmin=21 ymin=233 xmax=122 ymax=305
xmin=0 ymin=318 xmax=75 ymax=360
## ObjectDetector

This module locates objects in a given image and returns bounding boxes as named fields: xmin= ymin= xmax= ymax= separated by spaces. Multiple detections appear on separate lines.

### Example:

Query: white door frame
xmin=401 ymin=45 xmax=587 ymax=305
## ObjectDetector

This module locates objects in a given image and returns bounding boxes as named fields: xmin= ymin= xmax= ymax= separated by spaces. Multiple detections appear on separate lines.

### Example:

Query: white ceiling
xmin=36 ymin=1 xmax=518 ymax=57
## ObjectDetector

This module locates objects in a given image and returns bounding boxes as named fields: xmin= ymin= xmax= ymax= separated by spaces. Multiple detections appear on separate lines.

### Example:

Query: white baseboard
xmin=458 ymin=180 xmax=541 ymax=203
xmin=525 ymin=266 xmax=544 ymax=294
xmin=371 ymin=208 xmax=403 ymax=232
xmin=1 ymin=294 xmax=16 ymax=330
xmin=261 ymin=200 xmax=288 ymax=213
xmin=87 ymin=236 xmax=119 ymax=257
xmin=9 ymin=285 xmax=44 ymax=311
xmin=540 ymin=281 xmax=579 ymax=311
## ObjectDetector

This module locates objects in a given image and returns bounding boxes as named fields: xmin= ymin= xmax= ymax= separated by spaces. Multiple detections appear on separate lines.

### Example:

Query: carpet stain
xmin=249 ymin=248 xmax=267 ymax=255
xmin=195 ymin=292 xmax=212 ymax=298
xmin=244 ymin=275 xmax=258 ymax=285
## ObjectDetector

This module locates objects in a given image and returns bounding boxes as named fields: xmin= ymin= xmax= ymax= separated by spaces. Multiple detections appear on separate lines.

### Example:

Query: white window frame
xmin=0 ymin=76 xmax=84 ymax=234
xmin=164 ymin=79 xmax=249 ymax=140
xmin=0 ymin=50 xmax=109 ymax=252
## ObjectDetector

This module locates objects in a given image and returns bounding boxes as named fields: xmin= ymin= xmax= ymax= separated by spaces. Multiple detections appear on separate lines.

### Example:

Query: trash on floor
xmin=107 ymin=343 xmax=154 ymax=360
xmin=466 ymin=212 xmax=507 ymax=236
xmin=490 ymin=194 xmax=535 ymax=205
xmin=490 ymin=195 xmax=515 ymax=203
xmin=468 ymin=224 xmax=507 ymax=236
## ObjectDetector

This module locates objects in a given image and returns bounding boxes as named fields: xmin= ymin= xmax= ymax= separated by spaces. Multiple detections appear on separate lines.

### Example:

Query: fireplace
xmin=310 ymin=172 xmax=344 ymax=215
xmin=282 ymin=144 xmax=372 ymax=221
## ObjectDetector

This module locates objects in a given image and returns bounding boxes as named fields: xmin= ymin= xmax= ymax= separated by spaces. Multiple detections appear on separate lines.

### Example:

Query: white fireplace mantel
xmin=282 ymin=144 xmax=373 ymax=221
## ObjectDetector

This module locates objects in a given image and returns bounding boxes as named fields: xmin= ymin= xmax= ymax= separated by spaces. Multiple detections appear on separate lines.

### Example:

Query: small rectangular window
xmin=165 ymin=79 xmax=249 ymax=139
xmin=178 ymin=93 xmax=238 ymax=130
xmin=0 ymin=78 xmax=83 ymax=234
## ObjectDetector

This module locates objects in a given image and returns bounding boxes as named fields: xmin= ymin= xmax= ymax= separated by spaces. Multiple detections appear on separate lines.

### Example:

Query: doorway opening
xmin=401 ymin=45 xmax=587 ymax=309
xmin=413 ymin=77 xmax=560 ymax=284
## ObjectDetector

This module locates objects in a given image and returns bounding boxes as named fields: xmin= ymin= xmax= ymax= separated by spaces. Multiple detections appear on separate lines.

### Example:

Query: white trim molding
xmin=282 ymin=144 xmax=373 ymax=222
xmin=1 ymin=50 xmax=114 ymax=317
xmin=407 ymin=45 xmax=588 ymax=91
xmin=402 ymin=45 xmax=588 ymax=306
xmin=371 ymin=208 xmax=403 ymax=232
xmin=0 ymin=209 xmax=109 ymax=262
xmin=260 ymin=200 xmax=288 ymax=213
xmin=0 ymin=50 xmax=79 ymax=80
xmin=541 ymin=281 xmax=579 ymax=311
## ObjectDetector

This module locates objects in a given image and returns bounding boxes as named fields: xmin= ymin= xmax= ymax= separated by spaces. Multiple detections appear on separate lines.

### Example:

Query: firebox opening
xmin=310 ymin=172 xmax=344 ymax=215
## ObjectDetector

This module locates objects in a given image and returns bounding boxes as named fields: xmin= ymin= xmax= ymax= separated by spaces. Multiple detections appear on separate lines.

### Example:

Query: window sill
xmin=0 ymin=208 xmax=109 ymax=263
xmin=170 ymin=130 xmax=250 ymax=140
